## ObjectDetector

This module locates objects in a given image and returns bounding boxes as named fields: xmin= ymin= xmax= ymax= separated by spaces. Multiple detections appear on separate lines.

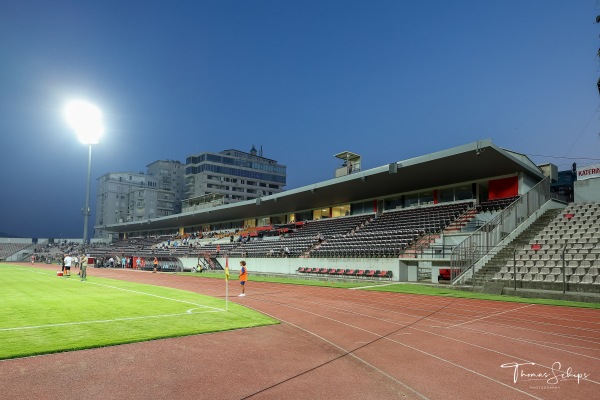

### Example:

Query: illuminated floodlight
xmin=64 ymin=99 xmax=105 ymax=246
xmin=64 ymin=100 xmax=104 ymax=144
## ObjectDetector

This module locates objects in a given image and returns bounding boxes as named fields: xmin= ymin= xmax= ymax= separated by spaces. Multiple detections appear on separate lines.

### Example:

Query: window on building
xmin=313 ymin=208 xmax=331 ymax=219
xmin=405 ymin=193 xmax=419 ymax=207
xmin=439 ymin=188 xmax=454 ymax=203
xmin=331 ymin=204 xmax=350 ymax=217
xmin=420 ymin=191 xmax=434 ymax=205
xmin=455 ymin=185 xmax=473 ymax=200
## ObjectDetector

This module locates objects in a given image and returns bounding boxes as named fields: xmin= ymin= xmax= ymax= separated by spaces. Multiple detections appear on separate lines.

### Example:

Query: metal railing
xmin=415 ymin=244 xmax=455 ymax=258
xmin=450 ymin=177 xmax=551 ymax=283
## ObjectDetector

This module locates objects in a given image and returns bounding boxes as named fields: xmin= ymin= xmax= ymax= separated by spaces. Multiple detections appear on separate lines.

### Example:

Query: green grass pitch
xmin=0 ymin=264 xmax=278 ymax=360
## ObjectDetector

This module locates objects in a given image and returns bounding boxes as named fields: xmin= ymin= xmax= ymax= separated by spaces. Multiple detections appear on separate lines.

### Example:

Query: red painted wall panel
xmin=488 ymin=176 xmax=518 ymax=200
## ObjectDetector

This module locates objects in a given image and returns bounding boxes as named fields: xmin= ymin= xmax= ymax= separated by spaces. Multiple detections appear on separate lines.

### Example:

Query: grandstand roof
xmin=103 ymin=139 xmax=544 ymax=233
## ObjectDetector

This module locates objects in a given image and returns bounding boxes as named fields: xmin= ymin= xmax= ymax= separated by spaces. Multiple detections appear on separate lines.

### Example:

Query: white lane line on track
xmin=348 ymin=282 xmax=403 ymax=290
xmin=251 ymin=283 xmax=600 ymax=351
xmin=277 ymin=286 xmax=600 ymax=357
xmin=444 ymin=325 xmax=600 ymax=359
xmin=445 ymin=303 xmax=535 ymax=328
xmin=437 ymin=318 xmax=600 ymax=347
xmin=257 ymin=287 xmax=599 ymax=343
xmin=405 ymin=324 xmax=600 ymax=384
xmin=276 ymin=288 xmax=600 ymax=362
xmin=243 ymin=289 xmax=599 ymax=389
xmin=238 ymin=304 xmax=431 ymax=400
xmin=241 ymin=298 xmax=546 ymax=400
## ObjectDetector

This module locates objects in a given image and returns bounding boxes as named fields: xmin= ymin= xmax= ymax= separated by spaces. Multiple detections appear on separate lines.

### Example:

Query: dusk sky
xmin=1 ymin=0 xmax=599 ymax=239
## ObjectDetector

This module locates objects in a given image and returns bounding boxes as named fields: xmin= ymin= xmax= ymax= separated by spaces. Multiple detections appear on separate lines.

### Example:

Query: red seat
xmin=345 ymin=269 xmax=356 ymax=276
xmin=355 ymin=270 xmax=365 ymax=278
xmin=438 ymin=268 xmax=461 ymax=281
xmin=318 ymin=267 xmax=329 ymax=275
xmin=328 ymin=268 xmax=337 ymax=275
xmin=376 ymin=270 xmax=387 ymax=278
xmin=336 ymin=268 xmax=346 ymax=275
xmin=297 ymin=267 xmax=305 ymax=273
xmin=438 ymin=268 xmax=450 ymax=280
xmin=365 ymin=270 xmax=376 ymax=278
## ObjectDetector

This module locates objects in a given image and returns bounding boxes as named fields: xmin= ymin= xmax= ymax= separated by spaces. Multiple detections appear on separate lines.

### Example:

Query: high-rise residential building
xmin=184 ymin=146 xmax=286 ymax=209
xmin=146 ymin=160 xmax=185 ymax=213
xmin=94 ymin=160 xmax=184 ymax=239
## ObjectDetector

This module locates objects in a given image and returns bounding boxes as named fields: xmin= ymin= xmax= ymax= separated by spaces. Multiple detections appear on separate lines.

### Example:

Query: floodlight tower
xmin=64 ymin=100 xmax=104 ymax=246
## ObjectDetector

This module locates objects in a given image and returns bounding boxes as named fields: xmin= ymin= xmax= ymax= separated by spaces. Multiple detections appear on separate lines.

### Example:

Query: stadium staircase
xmin=466 ymin=208 xmax=562 ymax=286
xmin=443 ymin=207 xmax=477 ymax=232
xmin=400 ymin=232 xmax=440 ymax=258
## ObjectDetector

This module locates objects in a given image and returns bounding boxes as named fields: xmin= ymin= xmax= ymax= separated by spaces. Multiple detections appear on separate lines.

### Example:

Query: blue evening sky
xmin=1 ymin=0 xmax=599 ymax=238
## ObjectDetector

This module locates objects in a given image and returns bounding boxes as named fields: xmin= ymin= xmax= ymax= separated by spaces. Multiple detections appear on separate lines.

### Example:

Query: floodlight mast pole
xmin=65 ymin=100 xmax=104 ymax=248
xmin=83 ymin=143 xmax=93 ymax=246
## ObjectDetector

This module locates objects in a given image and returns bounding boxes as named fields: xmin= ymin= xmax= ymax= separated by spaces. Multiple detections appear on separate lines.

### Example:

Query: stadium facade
xmin=100 ymin=139 xmax=547 ymax=238
xmin=93 ymin=138 xmax=600 ymax=288
xmin=6 ymin=140 xmax=600 ymax=296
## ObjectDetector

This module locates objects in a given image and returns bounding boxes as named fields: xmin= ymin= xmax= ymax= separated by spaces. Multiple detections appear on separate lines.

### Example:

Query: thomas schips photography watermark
xmin=501 ymin=361 xmax=590 ymax=390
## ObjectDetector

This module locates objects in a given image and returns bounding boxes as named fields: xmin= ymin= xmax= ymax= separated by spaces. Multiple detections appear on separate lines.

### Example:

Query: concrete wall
xmin=180 ymin=256 xmax=402 ymax=281
xmin=179 ymin=256 xmax=460 ymax=283
xmin=574 ymin=177 xmax=600 ymax=203
xmin=521 ymin=172 xmax=539 ymax=194
xmin=0 ymin=238 xmax=33 ymax=244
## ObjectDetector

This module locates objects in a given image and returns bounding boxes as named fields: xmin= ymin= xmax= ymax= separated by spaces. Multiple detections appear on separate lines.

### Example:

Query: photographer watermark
xmin=501 ymin=361 xmax=590 ymax=386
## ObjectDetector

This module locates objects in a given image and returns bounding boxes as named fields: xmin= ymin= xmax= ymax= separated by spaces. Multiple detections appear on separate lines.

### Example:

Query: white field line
xmin=3 ymin=263 xmax=223 ymax=312
xmin=0 ymin=309 xmax=224 ymax=332
xmin=85 ymin=280 xmax=224 ymax=312
xmin=0 ymin=264 xmax=228 ymax=331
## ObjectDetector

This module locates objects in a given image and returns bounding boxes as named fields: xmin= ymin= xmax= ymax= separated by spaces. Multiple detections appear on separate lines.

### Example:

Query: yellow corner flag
xmin=225 ymin=257 xmax=230 ymax=280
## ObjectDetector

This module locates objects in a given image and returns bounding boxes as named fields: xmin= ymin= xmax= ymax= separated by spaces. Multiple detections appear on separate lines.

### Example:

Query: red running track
xmin=1 ymin=264 xmax=599 ymax=400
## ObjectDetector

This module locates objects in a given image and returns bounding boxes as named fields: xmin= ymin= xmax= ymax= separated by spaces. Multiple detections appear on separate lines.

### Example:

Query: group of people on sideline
xmin=60 ymin=253 xmax=88 ymax=280
xmin=34 ymin=249 xmax=250 ymax=297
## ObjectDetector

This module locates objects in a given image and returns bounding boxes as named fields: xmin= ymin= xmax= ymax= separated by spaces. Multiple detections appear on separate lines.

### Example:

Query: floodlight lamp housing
xmin=65 ymin=100 xmax=105 ymax=144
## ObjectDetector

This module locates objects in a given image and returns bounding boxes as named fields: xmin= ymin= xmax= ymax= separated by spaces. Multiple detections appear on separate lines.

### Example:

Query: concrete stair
xmin=445 ymin=208 xmax=478 ymax=232
xmin=466 ymin=208 xmax=562 ymax=286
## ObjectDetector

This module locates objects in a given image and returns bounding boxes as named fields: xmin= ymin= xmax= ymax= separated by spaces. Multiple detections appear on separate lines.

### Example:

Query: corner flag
xmin=225 ymin=256 xmax=230 ymax=311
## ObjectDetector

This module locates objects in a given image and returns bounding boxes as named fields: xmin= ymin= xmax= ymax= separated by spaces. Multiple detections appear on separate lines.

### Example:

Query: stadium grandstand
xmin=9 ymin=139 xmax=599 ymax=299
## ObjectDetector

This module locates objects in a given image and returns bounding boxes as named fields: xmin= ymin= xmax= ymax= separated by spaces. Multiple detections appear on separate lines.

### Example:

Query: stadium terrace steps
xmin=468 ymin=208 xmax=562 ymax=287
xmin=472 ymin=203 xmax=600 ymax=293
xmin=444 ymin=208 xmax=478 ymax=232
